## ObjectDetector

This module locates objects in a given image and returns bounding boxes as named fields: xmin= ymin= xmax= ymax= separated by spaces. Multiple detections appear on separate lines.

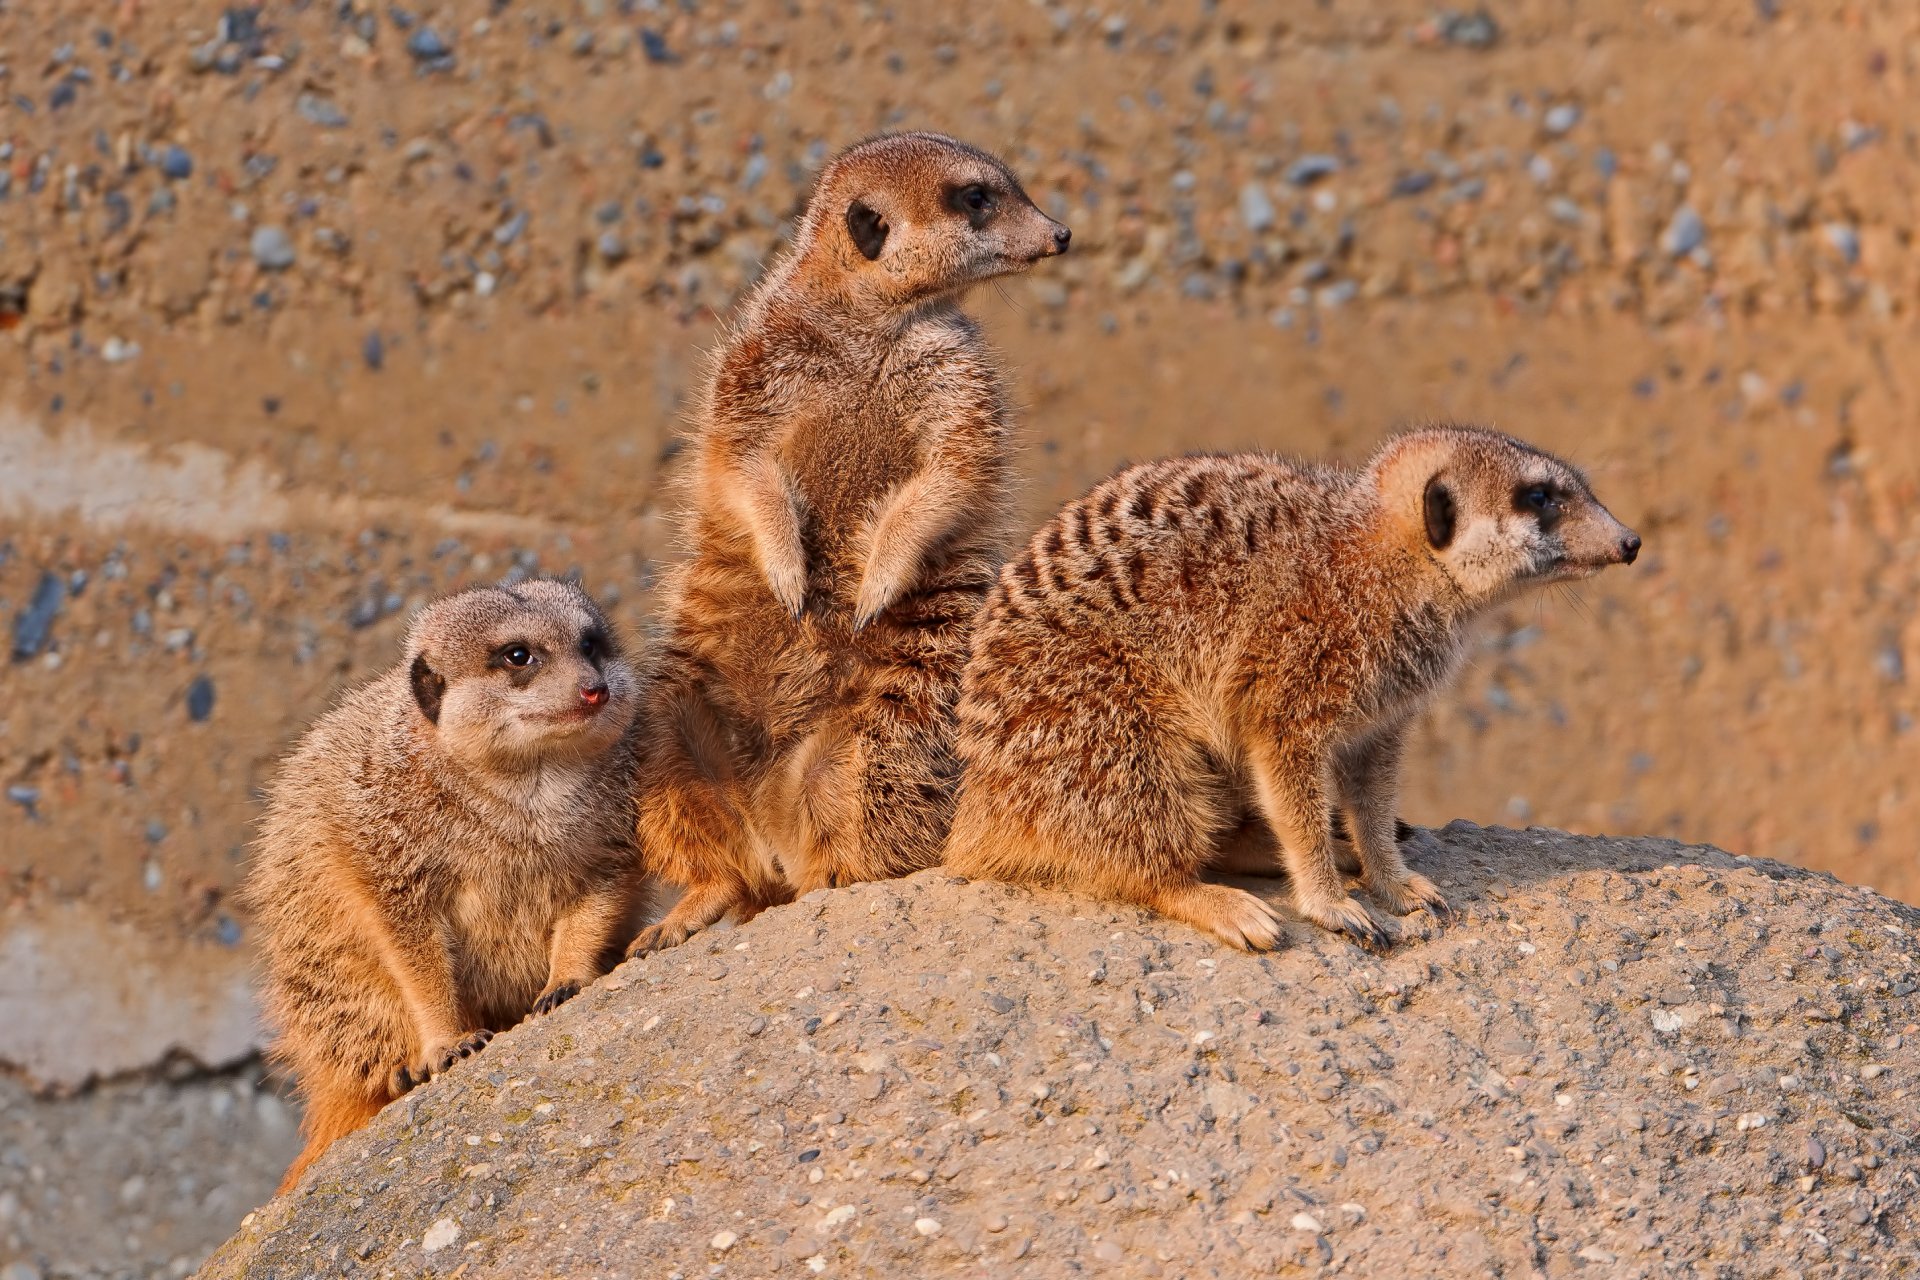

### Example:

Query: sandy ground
xmin=3 ymin=0 xmax=1920 ymax=1274
xmin=204 ymin=825 xmax=1920 ymax=1279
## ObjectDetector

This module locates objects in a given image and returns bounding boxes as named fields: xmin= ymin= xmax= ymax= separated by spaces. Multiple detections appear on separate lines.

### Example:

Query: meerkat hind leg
xmin=626 ymin=878 xmax=752 ymax=957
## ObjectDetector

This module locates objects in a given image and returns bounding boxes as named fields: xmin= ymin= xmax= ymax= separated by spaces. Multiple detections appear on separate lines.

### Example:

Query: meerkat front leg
xmin=722 ymin=452 xmax=811 ymax=616
xmin=851 ymin=468 xmax=969 ymax=628
xmin=354 ymin=893 xmax=490 ymax=1090
xmin=1246 ymin=739 xmax=1393 ymax=950
xmin=1333 ymin=730 xmax=1450 ymax=920
xmin=533 ymin=880 xmax=636 ymax=1016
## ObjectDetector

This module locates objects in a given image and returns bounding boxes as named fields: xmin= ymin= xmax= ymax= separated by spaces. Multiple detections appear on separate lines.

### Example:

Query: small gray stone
xmin=296 ymin=93 xmax=349 ymax=127
xmin=406 ymin=26 xmax=451 ymax=61
xmin=11 ymin=569 xmax=63 ymax=661
xmin=1660 ymin=206 xmax=1705 ymax=258
xmin=1238 ymin=182 xmax=1276 ymax=233
xmin=250 ymin=225 xmax=296 ymax=271
xmin=1543 ymin=104 xmax=1581 ymax=135
xmin=1284 ymin=154 xmax=1340 ymax=187
xmin=186 ymin=674 xmax=217 ymax=722
xmin=160 ymin=145 xmax=193 ymax=180
xmin=1823 ymin=223 xmax=1860 ymax=265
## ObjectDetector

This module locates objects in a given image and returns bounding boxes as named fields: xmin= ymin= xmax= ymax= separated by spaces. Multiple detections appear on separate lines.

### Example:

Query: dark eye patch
xmin=944 ymin=183 xmax=998 ymax=229
xmin=1513 ymin=483 xmax=1564 ymax=528
xmin=578 ymin=628 xmax=607 ymax=661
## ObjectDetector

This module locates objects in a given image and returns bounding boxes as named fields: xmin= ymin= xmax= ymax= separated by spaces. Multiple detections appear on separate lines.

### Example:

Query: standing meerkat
xmin=944 ymin=426 xmax=1641 ymax=951
xmin=630 ymin=132 xmax=1070 ymax=954
xmin=245 ymin=580 xmax=646 ymax=1192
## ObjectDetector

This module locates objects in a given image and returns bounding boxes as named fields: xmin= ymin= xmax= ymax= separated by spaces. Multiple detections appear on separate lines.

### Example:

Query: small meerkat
xmin=944 ymin=426 xmax=1641 ymax=951
xmin=245 ymin=580 xmax=646 ymax=1192
xmin=631 ymin=132 xmax=1070 ymax=954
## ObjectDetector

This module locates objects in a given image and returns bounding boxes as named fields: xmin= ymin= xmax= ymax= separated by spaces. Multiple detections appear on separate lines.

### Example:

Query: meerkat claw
xmin=625 ymin=921 xmax=696 ymax=959
xmin=531 ymin=980 xmax=581 ymax=1016
xmin=428 ymin=1029 xmax=494 ymax=1076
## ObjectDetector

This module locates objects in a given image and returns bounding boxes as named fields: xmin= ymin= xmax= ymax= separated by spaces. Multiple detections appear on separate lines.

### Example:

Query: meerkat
xmin=245 ymin=580 xmax=646 ymax=1192
xmin=629 ymin=132 xmax=1071 ymax=954
xmin=944 ymin=426 xmax=1640 ymax=952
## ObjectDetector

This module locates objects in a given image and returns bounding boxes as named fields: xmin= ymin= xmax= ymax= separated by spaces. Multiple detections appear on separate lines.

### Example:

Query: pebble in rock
xmin=160 ymin=145 xmax=193 ymax=180
xmin=251 ymin=225 xmax=296 ymax=271
xmin=363 ymin=331 xmax=385 ymax=371
xmin=1285 ymin=154 xmax=1340 ymax=187
xmin=296 ymin=93 xmax=349 ymax=127
xmin=406 ymin=26 xmax=451 ymax=61
xmin=1661 ymin=206 xmax=1705 ymax=258
xmin=11 ymin=570 xmax=63 ymax=662
xmin=1823 ymin=223 xmax=1860 ymax=265
xmin=1239 ymin=182 xmax=1276 ymax=233
xmin=1543 ymin=104 xmax=1581 ymax=135
xmin=186 ymin=675 xmax=217 ymax=722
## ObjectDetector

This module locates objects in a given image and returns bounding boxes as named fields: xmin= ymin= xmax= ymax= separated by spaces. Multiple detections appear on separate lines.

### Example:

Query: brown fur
xmin=944 ymin=426 xmax=1641 ymax=951
xmin=244 ymin=580 xmax=648 ymax=1192
xmin=629 ymin=133 xmax=1070 ymax=954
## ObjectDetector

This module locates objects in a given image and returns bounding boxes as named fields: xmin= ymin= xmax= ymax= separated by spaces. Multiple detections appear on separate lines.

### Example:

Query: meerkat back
xmin=630 ymin=132 xmax=1071 ymax=955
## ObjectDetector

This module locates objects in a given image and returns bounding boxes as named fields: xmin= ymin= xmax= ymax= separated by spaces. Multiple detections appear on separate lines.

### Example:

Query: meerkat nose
xmin=1619 ymin=533 xmax=1642 ymax=565
xmin=1052 ymin=226 xmax=1072 ymax=254
xmin=580 ymin=682 xmax=610 ymax=707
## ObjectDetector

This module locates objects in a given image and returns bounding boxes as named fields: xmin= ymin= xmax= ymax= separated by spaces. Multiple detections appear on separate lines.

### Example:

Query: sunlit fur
xmin=945 ymin=426 xmax=1640 ymax=952
xmin=630 ymin=133 xmax=1069 ymax=955
xmin=245 ymin=580 xmax=648 ymax=1193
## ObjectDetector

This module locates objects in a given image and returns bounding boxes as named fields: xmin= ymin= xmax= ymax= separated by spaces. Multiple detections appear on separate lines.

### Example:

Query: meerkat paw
xmin=1368 ymin=870 xmax=1452 ymax=921
xmin=422 ymin=1029 xmax=494 ymax=1078
xmin=625 ymin=918 xmax=702 ymax=959
xmin=850 ymin=574 xmax=900 ymax=630
xmin=1148 ymin=882 xmax=1287 ymax=953
xmin=1296 ymin=892 xmax=1394 ymax=952
xmin=758 ymin=548 xmax=809 ymax=618
xmin=531 ymin=979 xmax=582 ymax=1017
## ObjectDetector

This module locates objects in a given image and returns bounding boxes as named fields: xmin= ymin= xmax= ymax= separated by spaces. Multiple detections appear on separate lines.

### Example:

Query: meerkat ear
xmin=409 ymin=654 xmax=447 ymax=725
xmin=845 ymin=200 xmax=888 ymax=260
xmin=1423 ymin=477 xmax=1456 ymax=550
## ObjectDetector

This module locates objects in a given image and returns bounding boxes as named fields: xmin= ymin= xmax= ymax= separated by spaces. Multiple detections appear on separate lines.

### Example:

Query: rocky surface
xmin=0 ymin=1063 xmax=298 ymax=1280
xmin=7 ymin=1 xmax=1920 ymax=1275
xmin=202 ymin=825 xmax=1919 ymax=1279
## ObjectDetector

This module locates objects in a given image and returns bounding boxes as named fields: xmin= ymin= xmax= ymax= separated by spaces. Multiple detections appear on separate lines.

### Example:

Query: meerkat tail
xmin=278 ymin=1084 xmax=386 ymax=1194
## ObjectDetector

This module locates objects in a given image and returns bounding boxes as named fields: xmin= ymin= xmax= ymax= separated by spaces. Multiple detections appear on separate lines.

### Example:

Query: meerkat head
xmin=796 ymin=131 xmax=1070 ymax=308
xmin=1367 ymin=426 xmax=1641 ymax=607
xmin=403 ymin=579 xmax=638 ymax=770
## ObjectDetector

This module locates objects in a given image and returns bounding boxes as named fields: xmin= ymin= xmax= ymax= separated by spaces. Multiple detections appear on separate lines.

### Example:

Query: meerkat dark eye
xmin=946 ymin=183 xmax=997 ymax=228
xmin=497 ymin=643 xmax=536 ymax=669
xmin=578 ymin=630 xmax=605 ymax=661
xmin=1515 ymin=484 xmax=1564 ymax=528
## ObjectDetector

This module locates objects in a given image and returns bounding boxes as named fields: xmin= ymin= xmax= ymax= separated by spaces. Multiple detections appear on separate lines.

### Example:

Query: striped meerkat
xmin=629 ymin=132 xmax=1071 ymax=955
xmin=944 ymin=426 xmax=1640 ymax=951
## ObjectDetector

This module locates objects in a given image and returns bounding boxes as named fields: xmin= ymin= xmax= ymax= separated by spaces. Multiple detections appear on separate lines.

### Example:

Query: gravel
xmin=1661 ymin=205 xmax=1706 ymax=258
xmin=248 ymin=225 xmax=295 ymax=271
xmin=10 ymin=570 xmax=63 ymax=662
xmin=203 ymin=826 xmax=1920 ymax=1279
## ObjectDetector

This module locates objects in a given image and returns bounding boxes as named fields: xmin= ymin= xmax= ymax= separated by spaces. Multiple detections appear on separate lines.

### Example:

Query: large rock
xmin=200 ymin=825 xmax=1917 ymax=1278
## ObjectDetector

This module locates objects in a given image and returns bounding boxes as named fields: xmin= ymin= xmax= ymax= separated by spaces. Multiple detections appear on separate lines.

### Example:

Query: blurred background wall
xmin=3 ymin=0 xmax=1918 ymax=1274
